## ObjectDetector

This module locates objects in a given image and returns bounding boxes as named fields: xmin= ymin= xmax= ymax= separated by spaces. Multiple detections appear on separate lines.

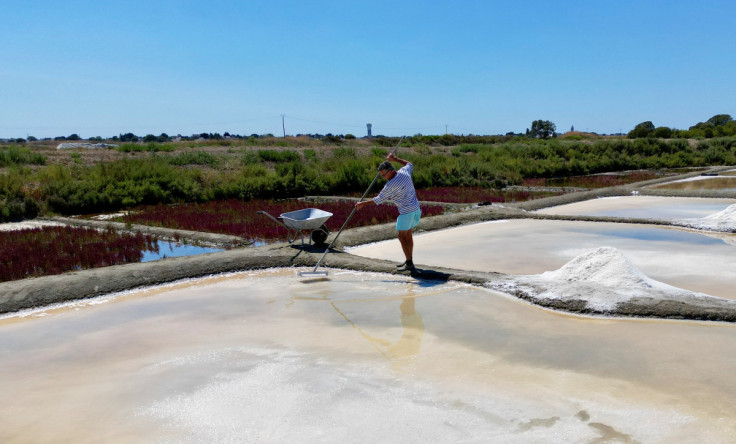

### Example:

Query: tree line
xmin=5 ymin=113 xmax=732 ymax=144
xmin=628 ymin=114 xmax=735 ymax=139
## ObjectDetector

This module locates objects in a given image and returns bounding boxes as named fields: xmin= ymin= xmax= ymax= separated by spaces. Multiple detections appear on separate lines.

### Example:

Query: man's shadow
xmin=398 ymin=266 xmax=451 ymax=283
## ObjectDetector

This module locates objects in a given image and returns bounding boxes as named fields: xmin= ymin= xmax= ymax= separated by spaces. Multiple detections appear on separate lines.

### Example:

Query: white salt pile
xmin=489 ymin=247 xmax=709 ymax=311
xmin=675 ymin=204 xmax=736 ymax=232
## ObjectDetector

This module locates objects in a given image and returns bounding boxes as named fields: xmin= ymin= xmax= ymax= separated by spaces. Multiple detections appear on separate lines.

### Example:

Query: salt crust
xmin=0 ymin=220 xmax=63 ymax=231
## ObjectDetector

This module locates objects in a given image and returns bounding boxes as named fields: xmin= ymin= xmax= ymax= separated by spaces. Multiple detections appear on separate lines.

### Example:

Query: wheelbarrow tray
xmin=280 ymin=208 xmax=333 ymax=231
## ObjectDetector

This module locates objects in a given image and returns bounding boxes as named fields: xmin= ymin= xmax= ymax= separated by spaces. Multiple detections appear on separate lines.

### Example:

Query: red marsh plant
xmin=0 ymin=226 xmax=158 ymax=282
xmin=120 ymin=199 xmax=445 ymax=243
xmin=415 ymin=187 xmax=563 ymax=204
xmin=521 ymin=171 xmax=667 ymax=188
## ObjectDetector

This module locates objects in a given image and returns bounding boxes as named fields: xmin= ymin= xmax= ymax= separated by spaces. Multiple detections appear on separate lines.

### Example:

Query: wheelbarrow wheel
xmin=310 ymin=225 xmax=330 ymax=246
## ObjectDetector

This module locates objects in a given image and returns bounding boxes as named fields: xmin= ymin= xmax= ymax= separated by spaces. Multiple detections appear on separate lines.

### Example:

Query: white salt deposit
xmin=666 ymin=174 xmax=720 ymax=184
xmin=56 ymin=142 xmax=118 ymax=149
xmin=677 ymin=204 xmax=736 ymax=231
xmin=0 ymin=220 xmax=64 ymax=231
xmin=491 ymin=247 xmax=715 ymax=311
xmin=91 ymin=212 xmax=129 ymax=220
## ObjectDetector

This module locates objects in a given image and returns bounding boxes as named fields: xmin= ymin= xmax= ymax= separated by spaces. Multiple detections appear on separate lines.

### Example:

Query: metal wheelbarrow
xmin=257 ymin=208 xmax=332 ymax=246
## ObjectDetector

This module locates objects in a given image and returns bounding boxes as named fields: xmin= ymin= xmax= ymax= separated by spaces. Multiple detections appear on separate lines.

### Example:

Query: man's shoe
xmin=397 ymin=261 xmax=415 ymax=272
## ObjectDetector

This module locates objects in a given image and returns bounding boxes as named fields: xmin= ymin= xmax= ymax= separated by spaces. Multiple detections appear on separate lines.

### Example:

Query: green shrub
xmin=116 ymin=142 xmax=176 ymax=152
xmin=0 ymin=146 xmax=46 ymax=166
xmin=257 ymin=149 xmax=301 ymax=163
xmin=165 ymin=151 xmax=220 ymax=167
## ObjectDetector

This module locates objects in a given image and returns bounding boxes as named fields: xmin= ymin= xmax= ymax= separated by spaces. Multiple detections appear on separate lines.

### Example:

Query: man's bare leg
xmin=397 ymin=230 xmax=413 ymax=264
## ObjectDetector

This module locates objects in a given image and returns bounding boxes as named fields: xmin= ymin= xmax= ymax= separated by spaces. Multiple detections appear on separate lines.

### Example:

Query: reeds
xmin=521 ymin=171 xmax=667 ymax=188
xmin=0 ymin=226 xmax=158 ymax=282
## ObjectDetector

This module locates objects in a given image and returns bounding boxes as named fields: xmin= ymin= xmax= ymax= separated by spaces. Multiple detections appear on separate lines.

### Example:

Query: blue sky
xmin=2 ymin=0 xmax=735 ymax=139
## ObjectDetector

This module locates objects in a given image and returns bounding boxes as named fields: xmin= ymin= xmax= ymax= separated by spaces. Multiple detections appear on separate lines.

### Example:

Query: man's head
xmin=378 ymin=161 xmax=395 ymax=180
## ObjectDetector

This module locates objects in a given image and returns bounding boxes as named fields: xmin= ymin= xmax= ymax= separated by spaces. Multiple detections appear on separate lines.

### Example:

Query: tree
xmin=67 ymin=133 xmax=81 ymax=140
xmin=530 ymin=120 xmax=557 ymax=139
xmin=628 ymin=121 xmax=655 ymax=138
xmin=653 ymin=126 xmax=673 ymax=138
xmin=707 ymin=114 xmax=733 ymax=127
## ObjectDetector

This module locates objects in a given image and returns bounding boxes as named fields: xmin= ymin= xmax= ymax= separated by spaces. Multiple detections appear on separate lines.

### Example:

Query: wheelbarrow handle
xmin=256 ymin=211 xmax=288 ymax=229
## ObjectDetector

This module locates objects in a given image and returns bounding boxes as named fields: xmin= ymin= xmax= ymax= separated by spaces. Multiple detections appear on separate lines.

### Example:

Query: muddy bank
xmin=44 ymin=216 xmax=249 ymax=248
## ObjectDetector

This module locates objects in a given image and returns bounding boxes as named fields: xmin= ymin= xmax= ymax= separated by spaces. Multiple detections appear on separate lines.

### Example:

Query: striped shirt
xmin=373 ymin=163 xmax=420 ymax=215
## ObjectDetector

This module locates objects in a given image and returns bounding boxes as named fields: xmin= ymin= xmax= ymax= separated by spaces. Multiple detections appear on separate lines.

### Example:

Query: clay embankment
xmin=2 ymin=165 xmax=735 ymax=320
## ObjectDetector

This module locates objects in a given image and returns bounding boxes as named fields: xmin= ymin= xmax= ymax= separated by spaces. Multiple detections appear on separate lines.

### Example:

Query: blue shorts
xmin=396 ymin=208 xmax=421 ymax=231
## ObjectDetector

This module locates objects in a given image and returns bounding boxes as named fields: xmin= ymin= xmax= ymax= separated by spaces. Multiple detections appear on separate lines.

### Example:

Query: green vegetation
xmin=0 ymin=136 xmax=731 ymax=221
xmin=2 ymin=112 xmax=735 ymax=222
xmin=0 ymin=167 xmax=41 ymax=221
xmin=629 ymin=114 xmax=736 ymax=139
xmin=115 ymin=142 xmax=176 ymax=152
xmin=0 ymin=146 xmax=46 ymax=167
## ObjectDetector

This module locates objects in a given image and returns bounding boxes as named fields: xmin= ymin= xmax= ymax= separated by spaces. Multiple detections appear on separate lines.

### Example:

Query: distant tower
xmin=571 ymin=125 xmax=575 ymax=132
xmin=366 ymin=123 xmax=372 ymax=137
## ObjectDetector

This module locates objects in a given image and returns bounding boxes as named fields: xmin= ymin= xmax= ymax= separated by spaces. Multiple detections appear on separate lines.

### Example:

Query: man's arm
xmin=387 ymin=153 xmax=410 ymax=166
xmin=355 ymin=199 xmax=377 ymax=210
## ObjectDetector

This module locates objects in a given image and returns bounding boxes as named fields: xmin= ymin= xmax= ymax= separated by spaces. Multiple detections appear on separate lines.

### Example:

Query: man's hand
xmin=355 ymin=200 xmax=374 ymax=211
xmin=387 ymin=153 xmax=408 ymax=166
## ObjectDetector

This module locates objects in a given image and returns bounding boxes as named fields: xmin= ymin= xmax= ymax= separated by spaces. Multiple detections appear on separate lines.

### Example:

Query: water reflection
xmin=651 ymin=176 xmax=736 ymax=191
xmin=291 ymin=277 xmax=425 ymax=372
xmin=141 ymin=240 xmax=223 ymax=262
xmin=335 ymin=294 xmax=424 ymax=372
xmin=536 ymin=196 xmax=736 ymax=219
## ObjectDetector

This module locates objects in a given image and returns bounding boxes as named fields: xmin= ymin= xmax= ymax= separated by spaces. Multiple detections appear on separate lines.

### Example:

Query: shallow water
xmin=1 ymin=269 xmax=735 ymax=443
xmin=650 ymin=176 xmax=736 ymax=192
xmin=141 ymin=240 xmax=223 ymax=262
xmin=350 ymin=219 xmax=736 ymax=299
xmin=536 ymin=196 xmax=736 ymax=219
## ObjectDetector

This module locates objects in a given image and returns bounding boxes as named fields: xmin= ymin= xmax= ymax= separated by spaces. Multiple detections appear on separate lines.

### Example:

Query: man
xmin=355 ymin=152 xmax=421 ymax=271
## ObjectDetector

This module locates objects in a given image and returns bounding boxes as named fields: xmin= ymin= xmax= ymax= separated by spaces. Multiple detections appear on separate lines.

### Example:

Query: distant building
xmin=366 ymin=123 xmax=372 ymax=137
